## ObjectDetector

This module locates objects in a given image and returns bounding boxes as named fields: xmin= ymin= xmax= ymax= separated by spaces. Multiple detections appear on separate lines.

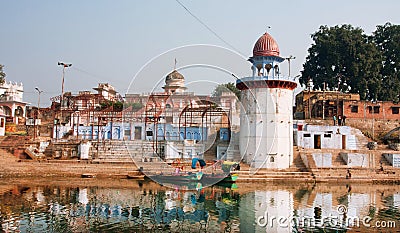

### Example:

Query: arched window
xmin=15 ymin=106 xmax=24 ymax=116
xmin=2 ymin=106 xmax=11 ymax=116
xmin=270 ymin=156 xmax=275 ymax=163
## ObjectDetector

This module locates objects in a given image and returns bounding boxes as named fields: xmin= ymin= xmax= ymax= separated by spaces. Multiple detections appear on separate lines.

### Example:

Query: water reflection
xmin=0 ymin=182 xmax=240 ymax=232
xmin=0 ymin=181 xmax=399 ymax=232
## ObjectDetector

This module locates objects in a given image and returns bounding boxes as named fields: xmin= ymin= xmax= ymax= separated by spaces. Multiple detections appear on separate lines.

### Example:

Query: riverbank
xmin=0 ymin=149 xmax=139 ymax=179
xmin=1 ymin=148 xmax=400 ymax=184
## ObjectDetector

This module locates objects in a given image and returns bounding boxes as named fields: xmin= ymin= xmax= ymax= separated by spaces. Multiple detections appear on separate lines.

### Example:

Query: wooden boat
xmin=127 ymin=171 xmax=145 ymax=180
xmin=201 ymin=173 xmax=238 ymax=185
xmin=148 ymin=171 xmax=203 ymax=184
xmin=81 ymin=173 xmax=96 ymax=178
xmin=127 ymin=174 xmax=145 ymax=180
xmin=145 ymin=159 xmax=240 ymax=189
xmin=199 ymin=160 xmax=239 ymax=184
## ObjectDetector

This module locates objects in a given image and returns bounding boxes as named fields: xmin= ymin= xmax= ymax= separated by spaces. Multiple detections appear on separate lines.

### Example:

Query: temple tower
xmin=236 ymin=33 xmax=297 ymax=169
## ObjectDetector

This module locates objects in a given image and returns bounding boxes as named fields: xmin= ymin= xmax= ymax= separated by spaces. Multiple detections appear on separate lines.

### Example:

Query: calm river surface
xmin=0 ymin=179 xmax=399 ymax=232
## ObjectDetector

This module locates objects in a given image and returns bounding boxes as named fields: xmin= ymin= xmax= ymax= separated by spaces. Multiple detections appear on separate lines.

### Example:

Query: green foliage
xmin=373 ymin=23 xmax=400 ymax=102
xmin=301 ymin=25 xmax=381 ymax=100
xmin=123 ymin=102 xmax=144 ymax=112
xmin=100 ymin=101 xmax=124 ymax=111
xmin=0 ymin=64 xmax=6 ymax=85
xmin=301 ymin=23 xmax=400 ymax=101
xmin=99 ymin=102 xmax=110 ymax=109
xmin=132 ymin=102 xmax=143 ymax=110
xmin=212 ymin=82 xmax=241 ymax=99
xmin=113 ymin=101 xmax=123 ymax=111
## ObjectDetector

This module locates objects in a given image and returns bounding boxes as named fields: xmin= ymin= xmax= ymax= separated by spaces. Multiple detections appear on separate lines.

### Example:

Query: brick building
xmin=295 ymin=90 xmax=359 ymax=119
xmin=344 ymin=100 xmax=400 ymax=120
xmin=295 ymin=90 xmax=400 ymax=120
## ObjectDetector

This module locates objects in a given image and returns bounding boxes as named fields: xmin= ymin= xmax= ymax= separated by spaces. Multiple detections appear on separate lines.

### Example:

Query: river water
xmin=0 ymin=179 xmax=399 ymax=232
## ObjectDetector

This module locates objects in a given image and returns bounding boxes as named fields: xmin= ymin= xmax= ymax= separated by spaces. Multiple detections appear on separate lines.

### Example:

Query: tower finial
xmin=174 ymin=58 xmax=177 ymax=70
xmin=266 ymin=26 xmax=271 ymax=33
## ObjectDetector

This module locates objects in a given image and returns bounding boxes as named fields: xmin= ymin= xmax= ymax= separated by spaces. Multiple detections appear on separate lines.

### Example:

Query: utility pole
xmin=35 ymin=87 xmax=43 ymax=139
xmin=307 ymin=77 xmax=313 ymax=119
xmin=322 ymin=82 xmax=325 ymax=120
xmin=58 ymin=62 xmax=72 ymax=117
xmin=285 ymin=55 xmax=296 ymax=77
xmin=336 ymin=74 xmax=341 ymax=118
xmin=57 ymin=62 xmax=72 ymax=131
xmin=372 ymin=101 xmax=377 ymax=141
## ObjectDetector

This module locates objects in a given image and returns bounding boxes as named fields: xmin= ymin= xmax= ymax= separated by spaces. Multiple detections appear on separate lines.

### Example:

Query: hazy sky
xmin=1 ymin=0 xmax=400 ymax=107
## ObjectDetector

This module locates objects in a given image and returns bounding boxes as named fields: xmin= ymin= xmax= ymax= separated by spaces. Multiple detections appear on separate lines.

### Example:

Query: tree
xmin=373 ymin=23 xmax=400 ymax=102
xmin=113 ymin=101 xmax=123 ymax=111
xmin=131 ymin=102 xmax=143 ymax=110
xmin=212 ymin=82 xmax=241 ymax=99
xmin=0 ymin=64 xmax=6 ymax=85
xmin=300 ymin=25 xmax=381 ymax=100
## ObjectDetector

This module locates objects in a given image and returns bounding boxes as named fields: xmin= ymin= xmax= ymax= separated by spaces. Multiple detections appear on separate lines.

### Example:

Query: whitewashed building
xmin=0 ymin=80 xmax=26 ymax=124
xmin=236 ymin=32 xmax=297 ymax=169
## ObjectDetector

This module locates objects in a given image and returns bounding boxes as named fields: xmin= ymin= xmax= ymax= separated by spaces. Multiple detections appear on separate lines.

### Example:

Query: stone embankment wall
xmin=305 ymin=118 xmax=400 ymax=141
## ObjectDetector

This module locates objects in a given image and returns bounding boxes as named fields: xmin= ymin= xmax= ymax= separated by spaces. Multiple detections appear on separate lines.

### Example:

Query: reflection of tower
xmin=239 ymin=190 xmax=294 ymax=232
xmin=163 ymin=70 xmax=187 ymax=94
xmin=236 ymin=33 xmax=297 ymax=169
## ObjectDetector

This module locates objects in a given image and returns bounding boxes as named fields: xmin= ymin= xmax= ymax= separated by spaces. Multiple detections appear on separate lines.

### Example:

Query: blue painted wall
xmin=71 ymin=123 xmax=208 ymax=141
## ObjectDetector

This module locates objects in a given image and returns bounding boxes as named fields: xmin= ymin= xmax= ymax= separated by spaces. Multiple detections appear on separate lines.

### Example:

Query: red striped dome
xmin=253 ymin=32 xmax=280 ymax=57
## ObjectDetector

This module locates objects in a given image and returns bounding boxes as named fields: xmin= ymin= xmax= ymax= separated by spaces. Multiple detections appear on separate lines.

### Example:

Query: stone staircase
xmin=203 ymin=131 xmax=218 ymax=161
xmin=350 ymin=127 xmax=370 ymax=150
xmin=227 ymin=128 xmax=240 ymax=161
xmin=292 ymin=151 xmax=309 ymax=172
xmin=375 ymin=152 xmax=397 ymax=173
xmin=300 ymin=152 xmax=317 ymax=169
xmin=0 ymin=136 xmax=37 ymax=158
xmin=0 ymin=136 xmax=33 ymax=151
xmin=203 ymin=140 xmax=218 ymax=161
xmin=235 ymin=169 xmax=314 ymax=182
xmin=0 ymin=148 xmax=17 ymax=161
xmin=235 ymin=152 xmax=314 ymax=182
xmin=297 ymin=147 xmax=400 ymax=182
xmin=91 ymin=140 xmax=158 ymax=163
xmin=346 ymin=136 xmax=357 ymax=150
xmin=379 ymin=154 xmax=392 ymax=167
xmin=331 ymin=152 xmax=348 ymax=167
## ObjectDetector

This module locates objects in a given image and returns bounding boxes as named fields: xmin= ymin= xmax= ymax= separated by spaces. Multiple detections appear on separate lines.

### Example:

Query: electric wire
xmin=71 ymin=67 xmax=109 ymax=82
xmin=175 ymin=0 xmax=245 ymax=56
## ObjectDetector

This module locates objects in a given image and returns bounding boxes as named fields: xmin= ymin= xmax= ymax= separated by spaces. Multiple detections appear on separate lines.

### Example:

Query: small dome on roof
xmin=164 ymin=70 xmax=186 ymax=94
xmin=166 ymin=70 xmax=184 ymax=81
xmin=253 ymin=32 xmax=280 ymax=57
